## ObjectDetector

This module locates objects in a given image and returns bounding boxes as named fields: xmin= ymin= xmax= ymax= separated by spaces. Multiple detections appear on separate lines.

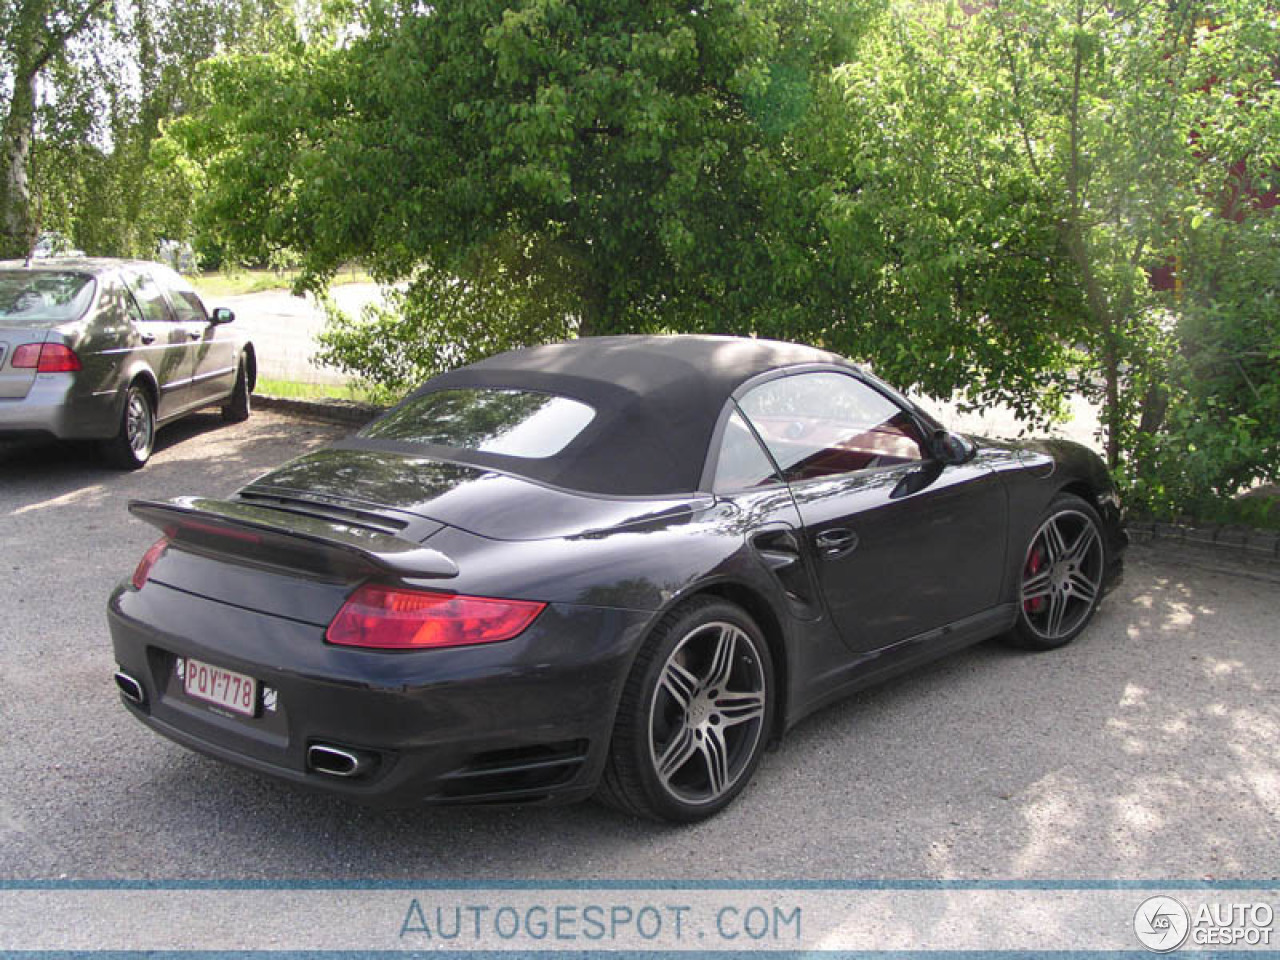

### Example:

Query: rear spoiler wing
xmin=129 ymin=497 xmax=458 ymax=580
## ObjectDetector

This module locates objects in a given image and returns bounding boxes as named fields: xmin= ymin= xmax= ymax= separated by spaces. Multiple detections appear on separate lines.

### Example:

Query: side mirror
xmin=210 ymin=307 xmax=235 ymax=324
xmin=931 ymin=430 xmax=975 ymax=466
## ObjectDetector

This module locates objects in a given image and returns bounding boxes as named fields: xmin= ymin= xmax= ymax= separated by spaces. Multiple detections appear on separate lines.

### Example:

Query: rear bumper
xmin=108 ymin=582 xmax=651 ymax=807
xmin=0 ymin=375 xmax=119 ymax=440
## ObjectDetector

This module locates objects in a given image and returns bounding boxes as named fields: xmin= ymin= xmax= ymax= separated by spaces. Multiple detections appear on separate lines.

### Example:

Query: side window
xmin=154 ymin=265 xmax=209 ymax=323
xmin=711 ymin=409 xmax=780 ymax=492
xmin=122 ymin=269 xmax=175 ymax=323
xmin=103 ymin=276 xmax=145 ymax=325
xmin=738 ymin=372 xmax=927 ymax=483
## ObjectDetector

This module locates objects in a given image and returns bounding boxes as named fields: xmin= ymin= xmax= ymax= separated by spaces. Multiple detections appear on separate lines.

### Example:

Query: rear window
xmin=0 ymin=271 xmax=95 ymax=323
xmin=362 ymin=388 xmax=596 ymax=459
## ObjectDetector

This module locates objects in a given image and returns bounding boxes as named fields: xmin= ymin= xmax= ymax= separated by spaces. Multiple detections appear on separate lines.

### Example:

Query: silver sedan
xmin=0 ymin=259 xmax=256 ymax=467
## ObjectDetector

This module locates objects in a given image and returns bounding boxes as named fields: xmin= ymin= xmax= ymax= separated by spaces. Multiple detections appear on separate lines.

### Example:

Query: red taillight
xmin=132 ymin=537 xmax=170 ymax=589
xmin=326 ymin=584 xmax=546 ymax=650
xmin=11 ymin=342 xmax=81 ymax=372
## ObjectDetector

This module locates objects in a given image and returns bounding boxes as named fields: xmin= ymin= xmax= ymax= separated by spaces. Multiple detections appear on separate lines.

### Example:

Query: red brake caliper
xmin=1024 ymin=546 xmax=1046 ymax=614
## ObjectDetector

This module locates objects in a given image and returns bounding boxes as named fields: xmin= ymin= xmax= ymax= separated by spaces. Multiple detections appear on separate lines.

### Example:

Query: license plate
xmin=182 ymin=657 xmax=257 ymax=717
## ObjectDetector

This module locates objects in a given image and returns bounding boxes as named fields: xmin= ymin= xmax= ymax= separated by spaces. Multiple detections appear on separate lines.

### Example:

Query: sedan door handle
xmin=188 ymin=330 xmax=204 ymax=340
xmin=815 ymin=527 xmax=859 ymax=558
xmin=139 ymin=332 xmax=156 ymax=345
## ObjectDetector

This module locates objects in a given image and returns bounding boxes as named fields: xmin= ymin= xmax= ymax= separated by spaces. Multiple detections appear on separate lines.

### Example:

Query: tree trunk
xmin=576 ymin=273 xmax=609 ymax=338
xmin=1101 ymin=316 xmax=1122 ymax=471
xmin=0 ymin=69 xmax=39 ymax=260
xmin=0 ymin=0 xmax=110 ymax=258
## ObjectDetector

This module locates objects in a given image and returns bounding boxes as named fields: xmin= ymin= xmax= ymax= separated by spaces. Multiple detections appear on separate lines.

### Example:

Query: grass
xmin=191 ymin=265 xmax=373 ymax=299
xmin=254 ymin=377 xmax=381 ymax=405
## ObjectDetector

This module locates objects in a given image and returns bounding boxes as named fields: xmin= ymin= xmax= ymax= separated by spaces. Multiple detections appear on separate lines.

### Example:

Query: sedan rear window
xmin=362 ymin=388 xmax=596 ymax=459
xmin=0 ymin=271 xmax=95 ymax=323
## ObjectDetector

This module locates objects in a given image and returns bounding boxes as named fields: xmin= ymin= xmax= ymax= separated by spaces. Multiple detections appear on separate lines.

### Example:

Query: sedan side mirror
xmin=931 ymin=430 xmax=975 ymax=465
xmin=210 ymin=307 xmax=235 ymax=324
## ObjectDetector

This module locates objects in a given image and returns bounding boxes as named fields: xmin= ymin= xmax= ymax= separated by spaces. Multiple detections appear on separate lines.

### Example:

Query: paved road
xmin=1 ymin=411 xmax=1275 ymax=882
xmin=216 ymin=284 xmax=383 ymax=386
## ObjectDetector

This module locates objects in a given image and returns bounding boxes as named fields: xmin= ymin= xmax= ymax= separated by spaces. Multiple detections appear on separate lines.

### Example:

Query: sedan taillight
xmin=326 ymin=584 xmax=546 ymax=650
xmin=11 ymin=342 xmax=82 ymax=372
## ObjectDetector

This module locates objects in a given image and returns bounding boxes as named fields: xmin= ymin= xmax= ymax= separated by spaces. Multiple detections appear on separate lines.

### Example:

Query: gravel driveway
xmin=1 ymin=410 xmax=1276 ymax=882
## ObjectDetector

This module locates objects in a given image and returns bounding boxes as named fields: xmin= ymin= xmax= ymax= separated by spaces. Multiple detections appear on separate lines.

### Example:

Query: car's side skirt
xmin=786 ymin=603 xmax=1019 ymax=729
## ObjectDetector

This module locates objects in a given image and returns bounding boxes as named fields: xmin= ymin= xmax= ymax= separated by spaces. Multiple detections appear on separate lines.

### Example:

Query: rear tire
xmin=100 ymin=382 xmax=154 ymax=470
xmin=221 ymin=357 xmax=251 ymax=423
xmin=1006 ymin=493 xmax=1106 ymax=651
xmin=597 ymin=598 xmax=774 ymax=822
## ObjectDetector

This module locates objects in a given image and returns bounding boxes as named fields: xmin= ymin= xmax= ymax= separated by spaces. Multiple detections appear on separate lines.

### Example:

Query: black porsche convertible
xmin=109 ymin=335 xmax=1126 ymax=821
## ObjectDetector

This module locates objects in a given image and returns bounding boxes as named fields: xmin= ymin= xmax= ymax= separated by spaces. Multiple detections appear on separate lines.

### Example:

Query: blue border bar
xmin=2 ymin=879 xmax=1278 ymax=890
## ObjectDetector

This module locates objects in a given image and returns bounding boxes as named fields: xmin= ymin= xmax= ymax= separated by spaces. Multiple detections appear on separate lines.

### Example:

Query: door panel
xmin=736 ymin=370 xmax=1009 ymax=653
xmin=121 ymin=268 xmax=191 ymax=418
xmin=156 ymin=266 xmax=236 ymax=407
xmin=790 ymin=460 xmax=1008 ymax=651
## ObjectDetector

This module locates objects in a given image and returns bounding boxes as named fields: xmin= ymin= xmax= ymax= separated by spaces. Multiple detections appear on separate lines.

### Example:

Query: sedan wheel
xmin=598 ymin=598 xmax=774 ymax=821
xmin=101 ymin=382 xmax=155 ymax=469
xmin=1009 ymin=494 xmax=1106 ymax=650
xmin=221 ymin=357 xmax=251 ymax=423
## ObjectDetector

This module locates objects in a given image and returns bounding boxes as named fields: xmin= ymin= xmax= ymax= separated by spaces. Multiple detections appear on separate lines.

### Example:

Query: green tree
xmin=1 ymin=0 xmax=284 ymax=261
xmin=0 ymin=0 xmax=110 ymax=257
xmin=175 ymin=0 xmax=874 ymax=383
xmin=1136 ymin=208 xmax=1280 ymax=522
xmin=837 ymin=0 xmax=1277 ymax=488
xmin=1137 ymin=6 xmax=1280 ymax=520
xmin=177 ymin=0 xmax=1278 ymax=523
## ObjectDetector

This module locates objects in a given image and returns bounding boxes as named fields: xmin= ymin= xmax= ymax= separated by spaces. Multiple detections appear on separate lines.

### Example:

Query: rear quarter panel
xmin=422 ymin=490 xmax=853 ymax=735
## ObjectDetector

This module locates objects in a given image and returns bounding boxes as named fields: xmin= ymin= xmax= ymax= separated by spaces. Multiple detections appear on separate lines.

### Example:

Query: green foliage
xmin=174 ymin=0 xmax=1278 ymax=526
xmin=1 ymin=0 xmax=285 ymax=261
xmin=176 ymin=0 xmax=883 ymax=377
xmin=1127 ymin=210 xmax=1280 ymax=521
xmin=315 ymin=250 xmax=579 ymax=397
xmin=834 ymin=0 xmax=1280 ymax=516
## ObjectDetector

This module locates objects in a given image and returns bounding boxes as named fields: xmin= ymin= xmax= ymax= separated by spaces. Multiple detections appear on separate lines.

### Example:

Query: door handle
xmin=188 ymin=330 xmax=204 ymax=340
xmin=139 ymin=333 xmax=155 ymax=345
xmin=815 ymin=527 xmax=859 ymax=558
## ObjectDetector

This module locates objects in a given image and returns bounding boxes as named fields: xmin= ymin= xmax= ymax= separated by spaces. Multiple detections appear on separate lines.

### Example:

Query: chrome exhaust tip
xmin=114 ymin=671 xmax=145 ymax=706
xmin=307 ymin=743 xmax=366 ymax=778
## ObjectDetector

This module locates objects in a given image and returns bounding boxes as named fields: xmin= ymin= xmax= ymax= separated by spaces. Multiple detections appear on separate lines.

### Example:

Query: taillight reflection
xmin=131 ymin=537 xmax=170 ymax=590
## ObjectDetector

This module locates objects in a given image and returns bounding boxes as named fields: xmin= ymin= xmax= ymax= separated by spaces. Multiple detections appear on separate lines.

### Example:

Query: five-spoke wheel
xmin=599 ymin=599 xmax=774 ymax=821
xmin=1010 ymin=494 xmax=1106 ymax=649
xmin=648 ymin=620 xmax=768 ymax=805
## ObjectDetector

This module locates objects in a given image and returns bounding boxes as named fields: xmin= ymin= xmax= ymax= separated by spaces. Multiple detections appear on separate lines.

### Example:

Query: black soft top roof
xmin=367 ymin=335 xmax=856 ymax=496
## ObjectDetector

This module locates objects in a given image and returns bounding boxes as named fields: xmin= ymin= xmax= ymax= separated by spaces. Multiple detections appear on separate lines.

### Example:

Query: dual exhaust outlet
xmin=115 ymin=669 xmax=373 ymax=780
